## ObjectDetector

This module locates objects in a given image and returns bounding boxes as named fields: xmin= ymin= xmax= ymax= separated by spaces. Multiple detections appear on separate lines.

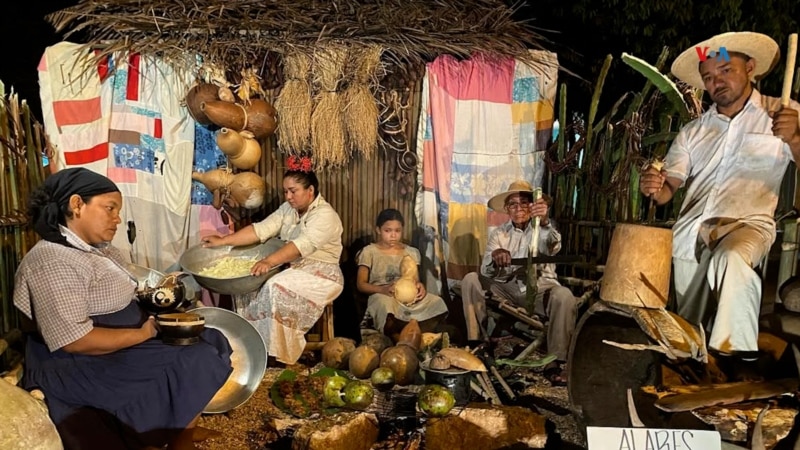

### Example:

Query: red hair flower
xmin=287 ymin=155 xmax=313 ymax=172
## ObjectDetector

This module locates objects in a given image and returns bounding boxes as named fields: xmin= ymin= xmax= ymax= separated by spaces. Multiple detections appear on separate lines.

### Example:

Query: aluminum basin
xmin=179 ymin=239 xmax=284 ymax=295
xmin=193 ymin=306 xmax=267 ymax=413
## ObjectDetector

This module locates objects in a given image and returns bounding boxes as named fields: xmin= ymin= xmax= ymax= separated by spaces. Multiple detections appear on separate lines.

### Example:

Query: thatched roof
xmin=46 ymin=0 xmax=549 ymax=83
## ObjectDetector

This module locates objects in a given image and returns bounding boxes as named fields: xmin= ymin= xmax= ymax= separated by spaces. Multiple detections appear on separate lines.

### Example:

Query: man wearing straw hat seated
xmin=640 ymin=32 xmax=800 ymax=379
xmin=460 ymin=180 xmax=578 ymax=386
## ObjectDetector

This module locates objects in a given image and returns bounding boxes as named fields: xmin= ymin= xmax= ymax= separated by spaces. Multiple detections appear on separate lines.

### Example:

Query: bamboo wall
xmin=0 ymin=82 xmax=49 ymax=339
xmin=254 ymin=145 xmax=417 ymax=263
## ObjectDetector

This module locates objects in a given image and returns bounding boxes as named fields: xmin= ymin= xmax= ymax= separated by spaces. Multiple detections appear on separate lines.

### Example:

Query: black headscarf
xmin=31 ymin=168 xmax=120 ymax=247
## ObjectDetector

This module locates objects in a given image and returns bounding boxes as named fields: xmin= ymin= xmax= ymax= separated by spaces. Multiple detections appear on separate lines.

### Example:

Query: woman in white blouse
xmin=203 ymin=161 xmax=344 ymax=364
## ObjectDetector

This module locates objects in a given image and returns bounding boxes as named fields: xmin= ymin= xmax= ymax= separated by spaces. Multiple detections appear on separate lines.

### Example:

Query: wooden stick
xmin=490 ymin=366 xmax=516 ymax=401
xmin=470 ymin=379 xmax=491 ymax=402
xmin=781 ymin=33 xmax=798 ymax=107
xmin=477 ymin=372 xmax=502 ymax=405
xmin=514 ymin=333 xmax=546 ymax=361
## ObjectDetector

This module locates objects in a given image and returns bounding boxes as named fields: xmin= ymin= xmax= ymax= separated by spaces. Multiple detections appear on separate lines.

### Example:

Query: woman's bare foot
xmin=192 ymin=426 xmax=222 ymax=442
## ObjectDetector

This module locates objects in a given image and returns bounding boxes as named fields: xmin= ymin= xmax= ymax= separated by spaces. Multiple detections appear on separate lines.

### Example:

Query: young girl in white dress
xmin=356 ymin=209 xmax=448 ymax=339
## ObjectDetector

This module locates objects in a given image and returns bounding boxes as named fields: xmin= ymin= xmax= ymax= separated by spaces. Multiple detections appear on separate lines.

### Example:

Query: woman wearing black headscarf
xmin=13 ymin=168 xmax=233 ymax=450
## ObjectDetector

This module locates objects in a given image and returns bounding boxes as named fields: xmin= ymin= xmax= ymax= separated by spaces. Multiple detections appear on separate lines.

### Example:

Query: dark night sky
xmin=0 ymin=1 xmax=78 ymax=119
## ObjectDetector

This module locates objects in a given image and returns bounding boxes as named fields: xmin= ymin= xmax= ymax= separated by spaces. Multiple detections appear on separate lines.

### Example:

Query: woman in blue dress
xmin=13 ymin=168 xmax=233 ymax=450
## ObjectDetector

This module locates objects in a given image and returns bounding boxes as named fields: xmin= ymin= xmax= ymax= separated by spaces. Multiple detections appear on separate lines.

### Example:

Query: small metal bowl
xmin=178 ymin=238 xmax=284 ymax=295
xmin=156 ymin=312 xmax=205 ymax=345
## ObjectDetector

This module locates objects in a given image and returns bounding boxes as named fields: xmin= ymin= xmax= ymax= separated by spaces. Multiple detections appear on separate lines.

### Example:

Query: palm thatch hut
xmin=44 ymin=0 xmax=551 ymax=242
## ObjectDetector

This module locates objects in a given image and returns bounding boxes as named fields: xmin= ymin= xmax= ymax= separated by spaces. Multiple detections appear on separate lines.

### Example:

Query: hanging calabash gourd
xmin=215 ymin=128 xmax=262 ymax=170
xmin=191 ymin=168 xmax=233 ymax=192
xmin=185 ymin=82 xmax=220 ymax=125
xmin=192 ymin=169 xmax=266 ymax=210
xmin=393 ymin=255 xmax=419 ymax=305
xmin=201 ymin=98 xmax=277 ymax=139
xmin=227 ymin=171 xmax=267 ymax=209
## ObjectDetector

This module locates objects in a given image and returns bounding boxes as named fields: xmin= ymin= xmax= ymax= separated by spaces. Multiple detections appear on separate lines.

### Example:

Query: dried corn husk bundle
xmin=236 ymin=67 xmax=266 ymax=103
xmin=275 ymin=51 xmax=313 ymax=154
xmin=343 ymin=44 xmax=383 ymax=160
xmin=310 ymin=44 xmax=348 ymax=169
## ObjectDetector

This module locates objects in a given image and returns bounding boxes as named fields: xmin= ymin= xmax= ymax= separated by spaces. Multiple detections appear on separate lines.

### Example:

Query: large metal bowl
xmin=194 ymin=306 xmax=267 ymax=413
xmin=178 ymin=239 xmax=284 ymax=295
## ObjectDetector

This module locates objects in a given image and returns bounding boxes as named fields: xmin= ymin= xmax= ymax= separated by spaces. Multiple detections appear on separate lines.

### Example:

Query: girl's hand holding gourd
xmin=415 ymin=282 xmax=426 ymax=300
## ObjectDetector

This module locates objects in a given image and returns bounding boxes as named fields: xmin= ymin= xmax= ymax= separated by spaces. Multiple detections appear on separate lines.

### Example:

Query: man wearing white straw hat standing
xmin=640 ymin=32 xmax=800 ymax=378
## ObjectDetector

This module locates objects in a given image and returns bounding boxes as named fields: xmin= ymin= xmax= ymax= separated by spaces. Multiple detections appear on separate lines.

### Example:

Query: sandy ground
xmin=196 ymin=340 xmax=588 ymax=450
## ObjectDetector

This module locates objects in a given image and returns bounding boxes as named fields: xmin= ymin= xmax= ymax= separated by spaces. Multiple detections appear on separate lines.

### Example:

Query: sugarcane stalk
xmin=0 ymin=83 xmax=8 ymax=218
xmin=577 ymin=55 xmax=612 ymax=221
xmin=525 ymin=188 xmax=543 ymax=315
xmin=7 ymin=93 xmax=20 ymax=214
xmin=0 ymin=240 xmax=11 ymax=333
xmin=556 ymin=83 xmax=567 ymax=219
xmin=597 ymin=124 xmax=615 ymax=221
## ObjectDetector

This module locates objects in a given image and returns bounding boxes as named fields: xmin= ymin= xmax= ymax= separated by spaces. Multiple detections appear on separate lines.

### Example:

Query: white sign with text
xmin=587 ymin=426 xmax=721 ymax=450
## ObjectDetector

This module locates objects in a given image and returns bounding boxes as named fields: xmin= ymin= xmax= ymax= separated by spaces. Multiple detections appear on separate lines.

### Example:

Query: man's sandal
xmin=544 ymin=362 xmax=568 ymax=387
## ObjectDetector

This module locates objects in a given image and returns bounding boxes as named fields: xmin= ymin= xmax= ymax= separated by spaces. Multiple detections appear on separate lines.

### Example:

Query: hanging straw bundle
xmin=343 ymin=44 xmax=384 ymax=160
xmin=275 ymin=51 xmax=313 ymax=154
xmin=310 ymin=44 xmax=349 ymax=169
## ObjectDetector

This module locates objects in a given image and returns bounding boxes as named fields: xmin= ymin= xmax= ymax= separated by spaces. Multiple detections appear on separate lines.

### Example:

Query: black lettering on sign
xmin=655 ymin=430 xmax=670 ymax=449
xmin=645 ymin=430 xmax=656 ymax=450
xmin=618 ymin=429 xmax=635 ymax=450
xmin=681 ymin=431 xmax=694 ymax=450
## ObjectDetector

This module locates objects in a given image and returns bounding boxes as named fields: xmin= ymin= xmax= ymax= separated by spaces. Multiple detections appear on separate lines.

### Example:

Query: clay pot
xmin=228 ymin=131 xmax=262 ymax=170
xmin=185 ymin=83 xmax=220 ymax=125
xmin=201 ymin=99 xmax=277 ymax=139
xmin=228 ymin=172 xmax=266 ymax=209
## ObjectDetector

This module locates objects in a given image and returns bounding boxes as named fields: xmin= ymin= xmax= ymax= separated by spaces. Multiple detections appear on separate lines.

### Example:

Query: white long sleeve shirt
xmin=252 ymin=194 xmax=343 ymax=264
xmin=480 ymin=219 xmax=562 ymax=291
xmin=664 ymin=90 xmax=800 ymax=260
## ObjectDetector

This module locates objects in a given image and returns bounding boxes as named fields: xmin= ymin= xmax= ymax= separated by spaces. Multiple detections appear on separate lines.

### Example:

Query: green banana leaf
xmin=621 ymin=53 xmax=689 ymax=123
xmin=495 ymin=353 xmax=557 ymax=368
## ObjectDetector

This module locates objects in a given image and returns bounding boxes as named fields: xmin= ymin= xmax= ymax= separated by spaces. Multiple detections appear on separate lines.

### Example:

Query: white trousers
xmin=672 ymin=224 xmax=771 ymax=354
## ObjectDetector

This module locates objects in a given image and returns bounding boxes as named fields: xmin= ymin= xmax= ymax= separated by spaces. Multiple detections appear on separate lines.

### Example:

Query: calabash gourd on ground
xmin=349 ymin=345 xmax=380 ymax=379
xmin=379 ymin=344 xmax=418 ymax=386
xmin=322 ymin=337 xmax=357 ymax=369
xmin=378 ymin=320 xmax=422 ymax=385
xmin=361 ymin=332 xmax=393 ymax=355
xmin=393 ymin=255 xmax=419 ymax=305
xmin=397 ymin=319 xmax=421 ymax=351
